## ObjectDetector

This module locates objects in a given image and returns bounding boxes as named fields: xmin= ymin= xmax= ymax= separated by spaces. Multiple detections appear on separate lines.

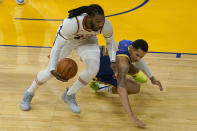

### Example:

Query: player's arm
xmin=116 ymin=56 xmax=146 ymax=128
xmin=49 ymin=18 xmax=78 ymax=81
xmin=102 ymin=19 xmax=116 ymax=71
xmin=128 ymin=63 xmax=139 ymax=75
xmin=49 ymin=40 xmax=67 ymax=82
xmin=135 ymin=58 xmax=163 ymax=91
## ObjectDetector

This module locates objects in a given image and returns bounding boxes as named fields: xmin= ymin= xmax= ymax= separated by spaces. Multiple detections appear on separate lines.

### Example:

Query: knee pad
xmin=130 ymin=70 xmax=148 ymax=83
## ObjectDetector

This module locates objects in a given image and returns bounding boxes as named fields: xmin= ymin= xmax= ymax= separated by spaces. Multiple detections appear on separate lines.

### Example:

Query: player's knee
xmin=135 ymin=83 xmax=141 ymax=94
xmin=87 ymin=64 xmax=99 ymax=77
xmin=85 ymin=59 xmax=100 ymax=77
xmin=37 ymin=67 xmax=53 ymax=83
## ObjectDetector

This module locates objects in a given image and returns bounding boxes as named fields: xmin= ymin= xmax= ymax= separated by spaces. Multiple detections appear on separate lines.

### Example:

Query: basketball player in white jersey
xmin=20 ymin=4 xmax=117 ymax=113
xmin=0 ymin=0 xmax=25 ymax=4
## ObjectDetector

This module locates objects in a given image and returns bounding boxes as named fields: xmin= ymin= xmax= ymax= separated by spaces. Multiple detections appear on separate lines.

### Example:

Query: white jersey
xmin=59 ymin=13 xmax=113 ymax=41
xmin=49 ymin=13 xmax=116 ymax=71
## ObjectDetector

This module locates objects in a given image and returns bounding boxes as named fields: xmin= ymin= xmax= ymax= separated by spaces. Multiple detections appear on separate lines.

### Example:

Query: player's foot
xmin=20 ymin=90 xmax=34 ymax=111
xmin=16 ymin=0 xmax=25 ymax=5
xmin=89 ymin=81 xmax=112 ymax=93
xmin=61 ymin=88 xmax=80 ymax=113
xmin=89 ymin=81 xmax=100 ymax=91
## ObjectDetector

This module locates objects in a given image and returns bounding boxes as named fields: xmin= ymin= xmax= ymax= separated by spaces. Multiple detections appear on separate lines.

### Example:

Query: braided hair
xmin=68 ymin=4 xmax=104 ymax=18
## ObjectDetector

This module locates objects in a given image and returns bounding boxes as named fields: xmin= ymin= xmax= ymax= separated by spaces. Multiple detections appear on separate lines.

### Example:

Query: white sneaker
xmin=97 ymin=84 xmax=112 ymax=93
xmin=61 ymin=88 xmax=80 ymax=113
xmin=90 ymin=81 xmax=112 ymax=93
xmin=16 ymin=0 xmax=25 ymax=5
xmin=20 ymin=90 xmax=34 ymax=111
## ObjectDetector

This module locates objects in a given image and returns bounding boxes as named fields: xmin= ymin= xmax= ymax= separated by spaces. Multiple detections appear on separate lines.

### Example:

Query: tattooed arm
xmin=116 ymin=56 xmax=146 ymax=128
xmin=116 ymin=56 xmax=129 ymax=88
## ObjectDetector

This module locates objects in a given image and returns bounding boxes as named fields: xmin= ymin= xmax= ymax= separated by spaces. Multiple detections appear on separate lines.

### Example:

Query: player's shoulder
xmin=103 ymin=18 xmax=112 ymax=28
xmin=60 ymin=17 xmax=79 ymax=36
xmin=102 ymin=18 xmax=112 ymax=33
xmin=63 ymin=16 xmax=78 ymax=27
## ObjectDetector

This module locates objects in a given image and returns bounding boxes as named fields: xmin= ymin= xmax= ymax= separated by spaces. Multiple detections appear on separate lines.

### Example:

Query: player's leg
xmin=20 ymin=35 xmax=72 ymax=111
xmin=112 ymin=79 xmax=140 ymax=94
xmin=70 ymin=41 xmax=100 ymax=94
xmin=20 ymin=66 xmax=53 ymax=111
xmin=125 ymin=79 xmax=140 ymax=94
xmin=62 ymin=39 xmax=100 ymax=113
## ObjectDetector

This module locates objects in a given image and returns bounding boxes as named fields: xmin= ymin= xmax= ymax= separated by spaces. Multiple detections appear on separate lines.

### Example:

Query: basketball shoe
xmin=89 ymin=81 xmax=112 ymax=93
xmin=20 ymin=90 xmax=34 ymax=111
xmin=62 ymin=88 xmax=80 ymax=113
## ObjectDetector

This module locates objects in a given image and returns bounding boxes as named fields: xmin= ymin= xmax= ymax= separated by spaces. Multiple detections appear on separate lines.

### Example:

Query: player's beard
xmin=90 ymin=21 xmax=99 ymax=31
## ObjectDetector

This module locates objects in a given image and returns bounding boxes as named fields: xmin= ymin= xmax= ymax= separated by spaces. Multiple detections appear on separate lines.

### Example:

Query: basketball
xmin=57 ymin=58 xmax=78 ymax=80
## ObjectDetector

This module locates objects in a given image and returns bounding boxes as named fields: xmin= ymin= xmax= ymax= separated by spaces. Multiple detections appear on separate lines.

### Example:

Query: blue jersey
xmin=116 ymin=40 xmax=133 ymax=58
xmin=95 ymin=40 xmax=133 ymax=88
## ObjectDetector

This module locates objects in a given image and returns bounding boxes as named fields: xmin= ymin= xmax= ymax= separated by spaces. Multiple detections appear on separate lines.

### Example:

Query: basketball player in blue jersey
xmin=0 ymin=0 xmax=25 ymax=4
xmin=90 ymin=39 xmax=163 ymax=128
xmin=20 ymin=4 xmax=117 ymax=114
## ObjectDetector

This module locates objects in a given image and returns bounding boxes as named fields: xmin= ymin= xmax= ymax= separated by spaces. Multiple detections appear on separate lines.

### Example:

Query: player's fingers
xmin=156 ymin=81 xmax=163 ymax=91
xmin=59 ymin=77 xmax=68 ymax=82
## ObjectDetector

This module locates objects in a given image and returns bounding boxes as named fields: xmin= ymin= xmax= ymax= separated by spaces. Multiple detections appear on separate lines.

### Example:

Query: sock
xmin=67 ymin=79 xmax=84 ymax=95
xmin=27 ymin=80 xmax=39 ymax=93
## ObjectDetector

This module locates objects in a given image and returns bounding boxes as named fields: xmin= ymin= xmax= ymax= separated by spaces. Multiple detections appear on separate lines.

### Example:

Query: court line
xmin=14 ymin=0 xmax=149 ymax=21
xmin=1 ymin=44 xmax=197 ymax=58
xmin=6 ymin=0 xmax=197 ymax=57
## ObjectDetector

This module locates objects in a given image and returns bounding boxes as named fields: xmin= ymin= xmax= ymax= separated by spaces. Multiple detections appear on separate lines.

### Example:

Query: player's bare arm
xmin=116 ymin=56 xmax=146 ymax=128
xmin=128 ymin=63 xmax=139 ymax=75
xmin=116 ymin=56 xmax=129 ymax=87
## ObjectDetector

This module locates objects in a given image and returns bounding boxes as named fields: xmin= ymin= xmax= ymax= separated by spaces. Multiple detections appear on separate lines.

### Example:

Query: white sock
xmin=27 ymin=80 xmax=39 ymax=93
xmin=67 ymin=79 xmax=84 ymax=95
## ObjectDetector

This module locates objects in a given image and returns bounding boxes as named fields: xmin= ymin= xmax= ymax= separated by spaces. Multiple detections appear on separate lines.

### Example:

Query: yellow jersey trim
xmin=116 ymin=54 xmax=129 ymax=58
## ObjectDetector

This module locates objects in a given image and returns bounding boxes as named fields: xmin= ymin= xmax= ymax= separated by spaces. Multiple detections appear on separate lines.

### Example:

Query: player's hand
xmin=131 ymin=117 xmax=146 ymax=128
xmin=150 ymin=76 xmax=163 ymax=91
xmin=50 ymin=70 xmax=68 ymax=82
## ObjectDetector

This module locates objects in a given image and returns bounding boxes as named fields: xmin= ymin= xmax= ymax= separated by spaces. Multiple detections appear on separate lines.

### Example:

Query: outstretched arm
xmin=135 ymin=58 xmax=152 ymax=78
xmin=116 ymin=56 xmax=146 ymax=128
xmin=135 ymin=58 xmax=163 ymax=91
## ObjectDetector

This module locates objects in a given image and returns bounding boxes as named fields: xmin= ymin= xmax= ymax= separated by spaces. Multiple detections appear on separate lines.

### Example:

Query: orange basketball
xmin=57 ymin=58 xmax=78 ymax=80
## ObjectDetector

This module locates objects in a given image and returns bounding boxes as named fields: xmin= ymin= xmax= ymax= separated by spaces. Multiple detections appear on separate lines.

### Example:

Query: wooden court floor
xmin=0 ymin=46 xmax=197 ymax=131
xmin=0 ymin=0 xmax=197 ymax=130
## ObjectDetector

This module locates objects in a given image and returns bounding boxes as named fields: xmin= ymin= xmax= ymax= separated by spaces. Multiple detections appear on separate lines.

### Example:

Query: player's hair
xmin=68 ymin=4 xmax=104 ymax=18
xmin=132 ymin=39 xmax=149 ymax=52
